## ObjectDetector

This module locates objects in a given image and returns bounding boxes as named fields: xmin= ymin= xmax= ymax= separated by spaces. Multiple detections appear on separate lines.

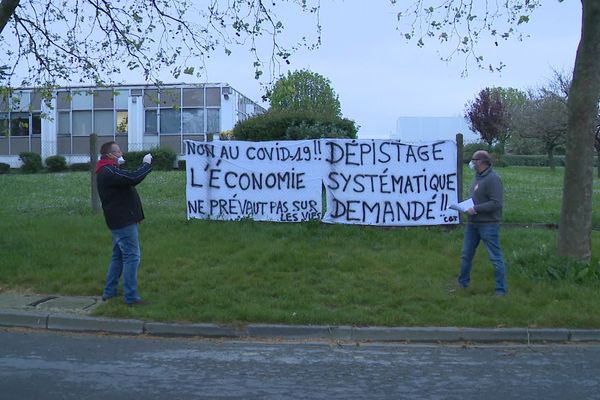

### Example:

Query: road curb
xmin=145 ymin=322 xmax=243 ymax=338
xmin=0 ymin=309 xmax=48 ymax=329
xmin=1 ymin=309 xmax=600 ymax=343
xmin=47 ymin=313 xmax=144 ymax=335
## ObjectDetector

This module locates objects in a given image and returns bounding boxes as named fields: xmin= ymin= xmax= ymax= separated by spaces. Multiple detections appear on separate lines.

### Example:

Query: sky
xmin=192 ymin=0 xmax=582 ymax=139
xmin=4 ymin=0 xmax=582 ymax=139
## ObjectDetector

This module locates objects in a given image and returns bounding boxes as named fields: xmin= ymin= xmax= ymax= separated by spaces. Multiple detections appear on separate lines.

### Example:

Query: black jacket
xmin=96 ymin=162 xmax=152 ymax=229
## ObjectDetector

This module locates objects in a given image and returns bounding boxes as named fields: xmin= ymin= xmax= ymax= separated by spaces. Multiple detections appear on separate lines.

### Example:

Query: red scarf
xmin=95 ymin=159 xmax=117 ymax=173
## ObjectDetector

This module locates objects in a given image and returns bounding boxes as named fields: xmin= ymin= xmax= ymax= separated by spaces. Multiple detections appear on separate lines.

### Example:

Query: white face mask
xmin=116 ymin=156 xmax=126 ymax=165
xmin=468 ymin=160 xmax=476 ymax=170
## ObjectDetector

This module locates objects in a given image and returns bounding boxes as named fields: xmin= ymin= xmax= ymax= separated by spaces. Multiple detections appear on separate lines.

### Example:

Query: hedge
xmin=0 ymin=162 xmax=10 ymax=174
xmin=69 ymin=162 xmax=91 ymax=171
xmin=123 ymin=146 xmax=177 ymax=170
xmin=501 ymin=154 xmax=599 ymax=167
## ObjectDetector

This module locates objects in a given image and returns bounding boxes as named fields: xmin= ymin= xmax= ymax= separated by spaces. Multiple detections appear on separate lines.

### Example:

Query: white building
xmin=393 ymin=116 xmax=479 ymax=143
xmin=0 ymin=83 xmax=266 ymax=167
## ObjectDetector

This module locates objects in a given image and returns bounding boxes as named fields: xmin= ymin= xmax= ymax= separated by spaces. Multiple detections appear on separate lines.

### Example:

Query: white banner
xmin=184 ymin=139 xmax=325 ymax=222
xmin=184 ymin=139 xmax=460 ymax=226
xmin=321 ymin=139 xmax=460 ymax=226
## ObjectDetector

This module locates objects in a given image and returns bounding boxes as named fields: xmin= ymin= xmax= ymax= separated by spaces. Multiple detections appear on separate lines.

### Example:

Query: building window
xmin=145 ymin=109 xmax=157 ymax=134
xmin=93 ymin=110 xmax=114 ymax=135
xmin=57 ymin=91 xmax=71 ymax=110
xmin=30 ymin=91 xmax=43 ymax=112
xmin=117 ymin=111 xmax=128 ymax=134
xmin=160 ymin=88 xmax=180 ymax=108
xmin=115 ymin=90 xmax=129 ymax=109
xmin=183 ymin=88 xmax=204 ymax=107
xmin=11 ymin=92 xmax=30 ymax=112
xmin=207 ymin=109 xmax=220 ymax=133
xmin=58 ymin=111 xmax=70 ymax=134
xmin=72 ymin=91 xmax=93 ymax=110
xmin=72 ymin=110 xmax=92 ymax=136
xmin=93 ymin=90 xmax=114 ymax=109
xmin=32 ymin=113 xmax=41 ymax=135
xmin=0 ymin=95 xmax=9 ymax=112
xmin=206 ymin=87 xmax=221 ymax=107
xmin=0 ymin=113 xmax=8 ymax=136
xmin=182 ymin=108 xmax=203 ymax=133
xmin=10 ymin=112 xmax=29 ymax=136
xmin=143 ymin=89 xmax=159 ymax=107
xmin=160 ymin=108 xmax=181 ymax=134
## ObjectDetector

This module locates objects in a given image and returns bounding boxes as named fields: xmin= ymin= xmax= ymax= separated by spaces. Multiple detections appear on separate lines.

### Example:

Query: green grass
xmin=0 ymin=167 xmax=599 ymax=328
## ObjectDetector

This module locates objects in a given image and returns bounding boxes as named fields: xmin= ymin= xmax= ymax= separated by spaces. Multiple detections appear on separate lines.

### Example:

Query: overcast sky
xmin=7 ymin=1 xmax=579 ymax=139
xmin=190 ymin=0 xmax=581 ymax=139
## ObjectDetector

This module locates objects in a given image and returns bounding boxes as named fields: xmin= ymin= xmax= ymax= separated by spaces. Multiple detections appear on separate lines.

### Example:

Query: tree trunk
xmin=558 ymin=0 xmax=600 ymax=263
xmin=547 ymin=146 xmax=555 ymax=172
xmin=0 ymin=0 xmax=19 ymax=34
xmin=597 ymin=149 xmax=600 ymax=178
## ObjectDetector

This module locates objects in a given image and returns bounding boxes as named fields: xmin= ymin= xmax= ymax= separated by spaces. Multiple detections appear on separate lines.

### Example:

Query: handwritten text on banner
xmin=184 ymin=139 xmax=459 ymax=226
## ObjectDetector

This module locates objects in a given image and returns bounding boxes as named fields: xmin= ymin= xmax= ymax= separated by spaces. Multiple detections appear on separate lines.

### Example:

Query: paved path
xmin=1 ymin=291 xmax=600 ymax=343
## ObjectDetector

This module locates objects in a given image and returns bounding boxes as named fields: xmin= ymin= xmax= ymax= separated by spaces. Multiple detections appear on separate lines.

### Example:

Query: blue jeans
xmin=103 ymin=224 xmax=142 ymax=304
xmin=458 ymin=223 xmax=507 ymax=294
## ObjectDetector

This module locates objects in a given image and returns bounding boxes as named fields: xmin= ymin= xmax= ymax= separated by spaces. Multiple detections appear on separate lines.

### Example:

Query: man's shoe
xmin=127 ymin=299 xmax=148 ymax=306
xmin=101 ymin=294 xmax=116 ymax=302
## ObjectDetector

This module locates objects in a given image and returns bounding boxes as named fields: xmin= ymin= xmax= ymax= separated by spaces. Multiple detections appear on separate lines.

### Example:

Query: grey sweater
xmin=468 ymin=166 xmax=503 ymax=223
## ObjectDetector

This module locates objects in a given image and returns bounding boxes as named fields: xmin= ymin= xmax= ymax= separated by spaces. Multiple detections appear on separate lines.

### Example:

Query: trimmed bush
xmin=122 ymin=150 xmax=146 ymax=170
xmin=0 ymin=162 xmax=10 ymax=174
xmin=19 ymin=152 xmax=43 ymax=173
xmin=177 ymin=159 xmax=186 ymax=170
xmin=70 ymin=162 xmax=91 ymax=171
xmin=45 ymin=155 xmax=68 ymax=172
xmin=233 ymin=110 xmax=358 ymax=141
xmin=151 ymin=146 xmax=177 ymax=170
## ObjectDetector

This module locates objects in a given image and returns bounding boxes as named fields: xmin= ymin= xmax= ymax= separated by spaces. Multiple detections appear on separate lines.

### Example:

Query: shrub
xmin=284 ymin=121 xmax=353 ymax=140
xmin=233 ymin=110 xmax=358 ymax=141
xmin=177 ymin=159 xmax=186 ymax=170
xmin=151 ymin=146 xmax=177 ymax=170
xmin=122 ymin=147 xmax=176 ymax=170
xmin=0 ymin=162 xmax=10 ymax=174
xmin=122 ymin=150 xmax=146 ymax=170
xmin=19 ymin=152 xmax=43 ymax=173
xmin=462 ymin=142 xmax=506 ymax=166
xmin=502 ymin=155 xmax=566 ymax=167
xmin=70 ymin=162 xmax=91 ymax=171
xmin=45 ymin=155 xmax=68 ymax=172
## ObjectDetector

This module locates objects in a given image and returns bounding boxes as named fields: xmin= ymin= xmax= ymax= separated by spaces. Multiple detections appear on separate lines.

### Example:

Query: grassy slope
xmin=0 ymin=167 xmax=599 ymax=327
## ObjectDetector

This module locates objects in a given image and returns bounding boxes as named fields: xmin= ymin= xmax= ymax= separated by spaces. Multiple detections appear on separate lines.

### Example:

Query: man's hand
xmin=143 ymin=153 xmax=152 ymax=164
xmin=466 ymin=207 xmax=477 ymax=216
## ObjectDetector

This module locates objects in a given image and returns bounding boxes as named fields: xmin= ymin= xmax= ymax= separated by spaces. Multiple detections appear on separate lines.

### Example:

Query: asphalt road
xmin=1 ymin=328 xmax=599 ymax=400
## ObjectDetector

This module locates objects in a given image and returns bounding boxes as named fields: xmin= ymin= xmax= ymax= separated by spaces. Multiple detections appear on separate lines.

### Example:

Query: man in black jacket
xmin=96 ymin=141 xmax=152 ymax=305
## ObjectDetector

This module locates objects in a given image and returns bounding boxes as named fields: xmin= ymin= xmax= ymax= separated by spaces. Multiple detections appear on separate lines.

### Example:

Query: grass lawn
xmin=1 ymin=166 xmax=599 ymax=328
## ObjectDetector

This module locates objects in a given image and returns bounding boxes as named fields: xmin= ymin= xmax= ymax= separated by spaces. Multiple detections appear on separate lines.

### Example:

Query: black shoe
xmin=101 ymin=294 xmax=116 ymax=302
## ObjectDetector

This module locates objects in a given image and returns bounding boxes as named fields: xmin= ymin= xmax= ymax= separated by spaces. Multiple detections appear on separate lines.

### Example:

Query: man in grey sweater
xmin=457 ymin=150 xmax=507 ymax=296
